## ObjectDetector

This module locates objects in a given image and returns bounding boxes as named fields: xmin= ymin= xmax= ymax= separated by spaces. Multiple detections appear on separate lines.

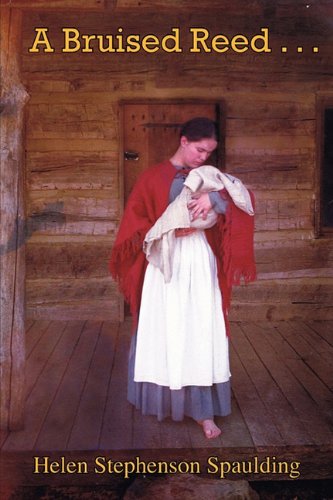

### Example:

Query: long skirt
xmin=128 ymin=230 xmax=231 ymax=421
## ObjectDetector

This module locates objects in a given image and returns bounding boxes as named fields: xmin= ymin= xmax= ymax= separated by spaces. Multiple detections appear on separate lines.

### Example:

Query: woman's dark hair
xmin=180 ymin=117 xmax=218 ymax=142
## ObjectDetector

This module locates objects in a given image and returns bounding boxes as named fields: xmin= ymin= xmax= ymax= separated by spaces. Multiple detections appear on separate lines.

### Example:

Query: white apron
xmin=134 ymin=230 xmax=230 ymax=390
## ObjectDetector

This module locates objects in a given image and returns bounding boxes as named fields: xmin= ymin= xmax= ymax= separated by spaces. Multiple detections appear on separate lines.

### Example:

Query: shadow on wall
xmin=0 ymin=202 xmax=65 ymax=255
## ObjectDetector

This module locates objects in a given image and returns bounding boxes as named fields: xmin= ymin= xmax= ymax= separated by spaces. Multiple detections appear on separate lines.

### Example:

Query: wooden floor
xmin=1 ymin=319 xmax=332 ymax=481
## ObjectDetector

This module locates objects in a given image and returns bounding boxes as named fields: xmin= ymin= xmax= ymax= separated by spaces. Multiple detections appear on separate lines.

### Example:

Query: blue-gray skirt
xmin=127 ymin=333 xmax=231 ymax=422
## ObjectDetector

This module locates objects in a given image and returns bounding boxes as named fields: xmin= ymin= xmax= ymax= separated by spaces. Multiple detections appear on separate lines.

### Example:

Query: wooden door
xmin=122 ymin=101 xmax=223 ymax=202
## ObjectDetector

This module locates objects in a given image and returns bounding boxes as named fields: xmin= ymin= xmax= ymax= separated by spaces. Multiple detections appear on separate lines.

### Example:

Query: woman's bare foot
xmin=197 ymin=419 xmax=221 ymax=439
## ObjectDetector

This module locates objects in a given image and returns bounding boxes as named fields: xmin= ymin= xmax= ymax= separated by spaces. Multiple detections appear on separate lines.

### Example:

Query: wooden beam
xmin=0 ymin=0 xmax=106 ymax=9
xmin=0 ymin=7 xmax=29 ymax=430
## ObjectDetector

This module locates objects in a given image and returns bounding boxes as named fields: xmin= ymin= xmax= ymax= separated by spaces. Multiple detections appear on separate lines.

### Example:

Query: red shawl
xmin=109 ymin=160 xmax=256 ymax=334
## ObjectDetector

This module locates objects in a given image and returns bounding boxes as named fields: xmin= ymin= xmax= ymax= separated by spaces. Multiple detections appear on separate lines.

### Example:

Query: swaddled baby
xmin=143 ymin=165 xmax=254 ymax=282
xmin=184 ymin=165 xmax=254 ymax=224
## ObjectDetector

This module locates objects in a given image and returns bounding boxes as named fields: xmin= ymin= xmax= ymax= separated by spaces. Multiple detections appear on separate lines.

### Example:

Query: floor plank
xmin=275 ymin=321 xmax=333 ymax=391
xmin=0 ymin=430 xmax=9 ymax=448
xmin=25 ymin=321 xmax=68 ymax=399
xmin=99 ymin=321 xmax=133 ymax=450
xmin=299 ymin=321 xmax=333 ymax=357
xmin=25 ymin=320 xmax=50 ymax=360
xmin=158 ymin=417 xmax=193 ymax=449
xmin=67 ymin=322 xmax=119 ymax=450
xmin=285 ymin=358 xmax=332 ymax=420
xmin=306 ymin=320 xmax=333 ymax=346
xmin=34 ymin=321 xmax=102 ymax=450
xmin=243 ymin=322 xmax=333 ymax=446
xmin=2 ymin=319 xmax=332 ymax=461
xmin=231 ymin=323 xmax=313 ymax=445
xmin=258 ymin=322 xmax=332 ymax=420
xmin=2 ymin=321 xmax=85 ymax=451
xmin=229 ymin=342 xmax=283 ymax=446
xmin=25 ymin=319 xmax=35 ymax=334
xmin=132 ymin=412 xmax=163 ymax=449
xmin=219 ymin=396 xmax=253 ymax=448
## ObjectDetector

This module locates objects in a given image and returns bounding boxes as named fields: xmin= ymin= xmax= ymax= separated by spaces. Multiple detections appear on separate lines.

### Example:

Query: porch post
xmin=0 ymin=6 xmax=29 ymax=430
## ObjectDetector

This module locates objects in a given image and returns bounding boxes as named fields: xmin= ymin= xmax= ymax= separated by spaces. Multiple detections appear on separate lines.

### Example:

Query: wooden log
xmin=255 ymin=239 xmax=333 ymax=274
xmin=226 ymin=117 xmax=315 ymax=137
xmin=226 ymin=151 xmax=314 ymax=190
xmin=25 ymin=78 xmax=145 ymax=94
xmin=0 ymin=0 xmax=105 ymax=9
xmin=28 ymin=189 xmax=118 ymax=220
xmin=226 ymin=97 xmax=315 ymax=120
xmin=229 ymin=301 xmax=333 ymax=322
xmin=25 ymin=189 xmax=119 ymax=236
xmin=26 ymin=138 xmax=117 ymax=152
xmin=26 ymin=151 xmax=118 ymax=191
xmin=20 ymin=48 xmax=333 ymax=82
xmin=25 ymin=277 xmax=121 ymax=320
xmin=27 ymin=102 xmax=118 ymax=141
xmin=26 ymin=241 xmax=113 ymax=278
xmin=232 ymin=278 xmax=333 ymax=303
xmin=26 ymin=299 xmax=121 ymax=321
xmin=26 ymin=218 xmax=117 ymax=237
xmin=26 ymin=277 xmax=117 ymax=301
xmin=0 ymin=8 xmax=29 ymax=430
xmin=115 ymin=0 xmax=262 ymax=13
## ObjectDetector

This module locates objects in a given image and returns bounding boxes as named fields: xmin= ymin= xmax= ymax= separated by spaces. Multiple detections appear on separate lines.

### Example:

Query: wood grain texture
xmin=241 ymin=322 xmax=333 ymax=445
xmin=2 ymin=321 xmax=85 ymax=451
xmin=0 ymin=0 xmax=105 ymax=8
xmin=0 ymin=7 xmax=29 ymax=431
xmin=68 ymin=321 xmax=118 ymax=450
xmin=230 ymin=323 xmax=313 ymax=445
xmin=26 ymin=277 xmax=121 ymax=320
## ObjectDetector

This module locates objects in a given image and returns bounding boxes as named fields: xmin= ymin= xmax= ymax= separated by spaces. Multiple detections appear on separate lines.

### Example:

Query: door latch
xmin=124 ymin=151 xmax=139 ymax=161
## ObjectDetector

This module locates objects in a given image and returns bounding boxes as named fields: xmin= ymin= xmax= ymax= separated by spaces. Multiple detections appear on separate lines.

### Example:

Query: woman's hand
xmin=187 ymin=192 xmax=212 ymax=221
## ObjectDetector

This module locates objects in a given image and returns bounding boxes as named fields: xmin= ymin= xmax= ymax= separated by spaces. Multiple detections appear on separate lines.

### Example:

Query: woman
xmin=110 ymin=117 xmax=256 ymax=439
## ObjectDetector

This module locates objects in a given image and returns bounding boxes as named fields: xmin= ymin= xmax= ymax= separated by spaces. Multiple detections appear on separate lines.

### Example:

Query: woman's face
xmin=180 ymin=136 xmax=218 ymax=168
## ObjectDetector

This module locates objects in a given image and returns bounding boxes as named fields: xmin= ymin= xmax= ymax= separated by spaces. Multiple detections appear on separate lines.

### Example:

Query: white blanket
xmin=143 ymin=165 xmax=254 ymax=282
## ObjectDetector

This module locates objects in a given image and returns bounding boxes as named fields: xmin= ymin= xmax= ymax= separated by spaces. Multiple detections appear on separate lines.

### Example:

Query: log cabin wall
xmin=20 ymin=1 xmax=333 ymax=322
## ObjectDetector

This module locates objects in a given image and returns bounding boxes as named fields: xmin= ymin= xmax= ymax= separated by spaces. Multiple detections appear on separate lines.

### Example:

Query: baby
xmin=143 ymin=165 xmax=254 ymax=282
